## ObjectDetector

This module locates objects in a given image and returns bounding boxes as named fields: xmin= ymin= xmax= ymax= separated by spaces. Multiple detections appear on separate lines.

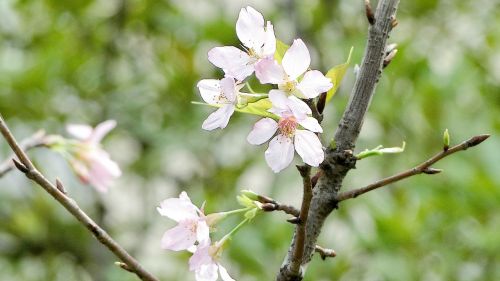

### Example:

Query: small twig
xmin=0 ymin=130 xmax=47 ymax=177
xmin=304 ymin=99 xmax=323 ymax=124
xmin=289 ymin=165 xmax=312 ymax=276
xmin=364 ymin=0 xmax=375 ymax=25
xmin=260 ymin=201 xmax=300 ymax=217
xmin=335 ymin=134 xmax=490 ymax=202
xmin=0 ymin=115 xmax=159 ymax=281
xmin=314 ymin=245 xmax=336 ymax=260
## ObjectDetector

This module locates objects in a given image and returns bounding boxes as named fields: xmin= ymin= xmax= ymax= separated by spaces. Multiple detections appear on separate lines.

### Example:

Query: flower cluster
xmin=158 ymin=191 xmax=255 ymax=281
xmin=48 ymin=120 xmax=121 ymax=193
xmin=197 ymin=6 xmax=333 ymax=173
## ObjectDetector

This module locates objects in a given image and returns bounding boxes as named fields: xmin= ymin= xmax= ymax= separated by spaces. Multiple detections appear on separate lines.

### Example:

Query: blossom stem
xmin=221 ymin=207 xmax=252 ymax=216
xmin=219 ymin=217 xmax=250 ymax=245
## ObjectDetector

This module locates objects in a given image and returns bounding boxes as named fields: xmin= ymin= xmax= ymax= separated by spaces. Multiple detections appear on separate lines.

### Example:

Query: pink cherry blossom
xmin=157 ymin=191 xmax=210 ymax=251
xmin=208 ymin=6 xmax=276 ymax=81
xmin=189 ymin=240 xmax=234 ymax=281
xmin=198 ymin=77 xmax=244 ymax=131
xmin=247 ymin=91 xmax=324 ymax=172
xmin=255 ymin=39 xmax=333 ymax=99
xmin=66 ymin=120 xmax=121 ymax=193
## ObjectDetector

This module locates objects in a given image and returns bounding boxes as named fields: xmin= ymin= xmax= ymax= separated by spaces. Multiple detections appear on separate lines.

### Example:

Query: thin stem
xmin=0 ymin=115 xmax=159 ymax=281
xmin=0 ymin=130 xmax=48 ymax=178
xmin=221 ymin=207 xmax=252 ymax=216
xmin=289 ymin=165 xmax=312 ymax=276
xmin=335 ymin=134 xmax=490 ymax=202
xmin=219 ymin=217 xmax=250 ymax=245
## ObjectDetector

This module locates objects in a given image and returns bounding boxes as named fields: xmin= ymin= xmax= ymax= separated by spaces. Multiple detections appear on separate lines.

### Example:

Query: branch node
xmin=287 ymin=217 xmax=301 ymax=224
xmin=364 ymin=0 xmax=375 ymax=25
xmin=56 ymin=178 xmax=67 ymax=194
xmin=315 ymin=245 xmax=337 ymax=260
xmin=422 ymin=168 xmax=442 ymax=175
xmin=467 ymin=134 xmax=490 ymax=148
xmin=115 ymin=262 xmax=133 ymax=272
xmin=391 ymin=16 xmax=399 ymax=28
xmin=12 ymin=158 xmax=29 ymax=174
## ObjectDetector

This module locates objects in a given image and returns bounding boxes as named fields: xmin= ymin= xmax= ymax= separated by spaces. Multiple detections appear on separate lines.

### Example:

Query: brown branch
xmin=277 ymin=1 xmax=400 ymax=280
xmin=0 ymin=130 xmax=48 ymax=177
xmin=335 ymin=134 xmax=490 ymax=202
xmin=314 ymin=245 xmax=336 ymax=260
xmin=0 ymin=115 xmax=159 ymax=281
xmin=288 ymin=165 xmax=312 ymax=276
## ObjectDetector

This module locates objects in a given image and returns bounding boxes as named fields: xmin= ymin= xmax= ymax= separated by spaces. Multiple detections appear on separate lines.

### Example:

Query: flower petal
xmin=89 ymin=120 xmax=116 ymax=144
xmin=255 ymin=58 xmax=285 ymax=85
xmin=202 ymin=105 xmax=235 ymax=131
xmin=268 ymin=90 xmax=289 ymax=110
xmin=157 ymin=192 xmax=199 ymax=222
xmin=296 ymin=70 xmax=333 ymax=99
xmin=262 ymin=21 xmax=276 ymax=57
xmin=236 ymin=6 xmax=266 ymax=50
xmin=219 ymin=77 xmax=237 ymax=103
xmin=218 ymin=264 xmax=235 ymax=281
xmin=208 ymin=46 xmax=253 ymax=81
xmin=247 ymin=118 xmax=278 ymax=145
xmin=294 ymin=130 xmax=324 ymax=167
xmin=298 ymin=117 xmax=323 ymax=133
xmin=195 ymin=263 xmax=218 ymax=281
xmin=189 ymin=244 xmax=212 ymax=271
xmin=196 ymin=220 xmax=210 ymax=245
xmin=282 ymin=39 xmax=310 ymax=80
xmin=265 ymin=134 xmax=295 ymax=173
xmin=160 ymin=221 xmax=197 ymax=251
xmin=87 ymin=149 xmax=122 ymax=192
xmin=287 ymin=96 xmax=311 ymax=120
xmin=66 ymin=124 xmax=93 ymax=140
xmin=197 ymin=79 xmax=221 ymax=104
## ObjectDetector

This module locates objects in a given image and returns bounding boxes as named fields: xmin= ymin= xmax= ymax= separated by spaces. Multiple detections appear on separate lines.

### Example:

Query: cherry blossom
xmin=189 ymin=240 xmax=234 ymax=281
xmin=157 ymin=191 xmax=210 ymax=251
xmin=208 ymin=6 xmax=276 ymax=81
xmin=255 ymin=39 xmax=333 ymax=99
xmin=198 ymin=76 xmax=244 ymax=131
xmin=247 ymin=91 xmax=324 ymax=172
xmin=65 ymin=120 xmax=121 ymax=193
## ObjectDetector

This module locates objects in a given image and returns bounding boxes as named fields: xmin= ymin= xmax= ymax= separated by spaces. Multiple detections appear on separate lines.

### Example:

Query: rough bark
xmin=276 ymin=1 xmax=400 ymax=280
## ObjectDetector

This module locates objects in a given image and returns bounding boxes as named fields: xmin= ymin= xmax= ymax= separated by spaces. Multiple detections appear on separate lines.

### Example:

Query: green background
xmin=0 ymin=0 xmax=499 ymax=280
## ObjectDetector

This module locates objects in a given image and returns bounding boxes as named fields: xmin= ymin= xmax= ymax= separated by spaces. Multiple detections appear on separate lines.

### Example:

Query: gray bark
xmin=276 ymin=0 xmax=400 ymax=280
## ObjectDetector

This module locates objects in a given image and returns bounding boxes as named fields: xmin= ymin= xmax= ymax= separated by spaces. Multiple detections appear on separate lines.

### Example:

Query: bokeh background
xmin=1 ymin=0 xmax=499 ymax=280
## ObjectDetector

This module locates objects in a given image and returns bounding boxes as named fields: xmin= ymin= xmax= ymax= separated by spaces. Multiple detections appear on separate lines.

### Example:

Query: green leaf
xmin=192 ymin=99 xmax=277 ymax=119
xmin=325 ymin=46 xmax=354 ymax=102
xmin=355 ymin=141 xmax=406 ymax=160
xmin=274 ymin=39 xmax=289 ymax=64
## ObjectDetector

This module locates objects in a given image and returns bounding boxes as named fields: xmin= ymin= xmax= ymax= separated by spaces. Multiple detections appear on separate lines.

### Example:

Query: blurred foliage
xmin=1 ymin=0 xmax=500 ymax=280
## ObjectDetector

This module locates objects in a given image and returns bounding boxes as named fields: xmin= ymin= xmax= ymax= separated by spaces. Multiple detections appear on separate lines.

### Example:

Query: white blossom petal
xmin=296 ymin=70 xmax=333 ymax=99
xmin=268 ymin=90 xmax=289 ymax=110
xmin=89 ymin=120 xmax=116 ymax=144
xmin=157 ymin=193 xmax=199 ymax=222
xmin=298 ymin=117 xmax=323 ymax=133
xmin=294 ymin=130 xmax=324 ymax=167
xmin=66 ymin=124 xmax=93 ymax=140
xmin=262 ymin=21 xmax=276 ymax=57
xmin=195 ymin=263 xmax=218 ymax=281
xmin=196 ymin=220 xmax=210 ymax=245
xmin=160 ymin=221 xmax=197 ymax=251
xmin=255 ymin=58 xmax=285 ymax=84
xmin=282 ymin=39 xmax=310 ymax=80
xmin=219 ymin=77 xmax=237 ymax=103
xmin=198 ymin=79 xmax=222 ymax=104
xmin=265 ymin=134 xmax=295 ymax=173
xmin=86 ymin=149 xmax=122 ymax=192
xmin=218 ymin=264 xmax=235 ymax=281
xmin=247 ymin=118 xmax=278 ymax=145
xmin=236 ymin=6 xmax=266 ymax=50
xmin=208 ymin=46 xmax=253 ymax=81
xmin=202 ymin=105 xmax=235 ymax=131
xmin=287 ymin=96 xmax=312 ymax=120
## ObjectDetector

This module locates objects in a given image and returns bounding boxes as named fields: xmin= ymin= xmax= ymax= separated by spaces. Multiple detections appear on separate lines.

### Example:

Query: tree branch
xmin=0 ymin=130 xmax=48 ymax=178
xmin=0 ymin=115 xmax=159 ymax=281
xmin=336 ymin=134 xmax=490 ymax=202
xmin=277 ymin=1 xmax=400 ymax=280
xmin=288 ymin=165 xmax=312 ymax=276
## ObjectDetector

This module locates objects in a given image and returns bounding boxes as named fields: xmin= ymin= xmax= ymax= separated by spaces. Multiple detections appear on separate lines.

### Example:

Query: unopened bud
xmin=443 ymin=129 xmax=450 ymax=151
xmin=241 ymin=190 xmax=259 ymax=201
